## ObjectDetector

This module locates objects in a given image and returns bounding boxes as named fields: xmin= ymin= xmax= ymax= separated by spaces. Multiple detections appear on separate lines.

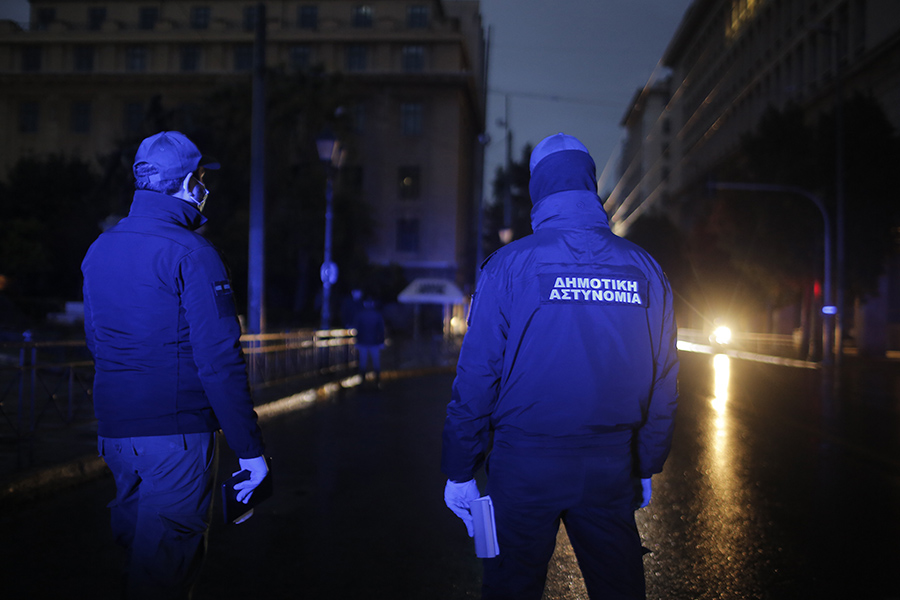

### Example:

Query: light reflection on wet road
xmin=3 ymin=352 xmax=900 ymax=599
xmin=639 ymin=352 xmax=900 ymax=599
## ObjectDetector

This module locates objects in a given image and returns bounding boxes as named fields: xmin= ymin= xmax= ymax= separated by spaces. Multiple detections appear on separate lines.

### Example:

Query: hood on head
xmin=528 ymin=133 xmax=597 ymax=203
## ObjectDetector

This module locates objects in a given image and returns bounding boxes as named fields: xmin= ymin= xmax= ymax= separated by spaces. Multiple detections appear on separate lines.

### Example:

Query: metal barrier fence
xmin=241 ymin=329 xmax=357 ymax=389
xmin=0 ymin=329 xmax=357 ymax=438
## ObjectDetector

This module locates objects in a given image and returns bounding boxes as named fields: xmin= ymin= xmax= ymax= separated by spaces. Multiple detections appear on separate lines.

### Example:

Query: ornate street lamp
xmin=316 ymin=130 xmax=341 ymax=330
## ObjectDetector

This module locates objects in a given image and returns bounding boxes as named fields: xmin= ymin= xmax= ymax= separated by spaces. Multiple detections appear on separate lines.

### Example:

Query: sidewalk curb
xmin=0 ymin=364 xmax=456 ymax=508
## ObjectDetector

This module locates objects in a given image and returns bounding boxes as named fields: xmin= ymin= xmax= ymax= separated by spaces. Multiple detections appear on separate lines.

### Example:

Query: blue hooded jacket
xmin=81 ymin=191 xmax=264 ymax=458
xmin=441 ymin=142 xmax=678 ymax=482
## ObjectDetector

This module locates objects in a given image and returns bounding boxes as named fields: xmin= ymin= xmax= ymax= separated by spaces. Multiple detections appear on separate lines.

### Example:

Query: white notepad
xmin=471 ymin=495 xmax=500 ymax=558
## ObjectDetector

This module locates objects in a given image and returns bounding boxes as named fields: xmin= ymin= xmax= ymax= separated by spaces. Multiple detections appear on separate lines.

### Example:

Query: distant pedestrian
xmin=442 ymin=133 xmax=679 ymax=599
xmin=341 ymin=288 xmax=364 ymax=329
xmin=354 ymin=298 xmax=386 ymax=385
xmin=82 ymin=131 xmax=268 ymax=599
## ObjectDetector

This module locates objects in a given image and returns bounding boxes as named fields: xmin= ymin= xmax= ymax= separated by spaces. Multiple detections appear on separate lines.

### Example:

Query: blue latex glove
xmin=444 ymin=479 xmax=480 ymax=537
xmin=233 ymin=456 xmax=268 ymax=504
xmin=639 ymin=478 xmax=652 ymax=508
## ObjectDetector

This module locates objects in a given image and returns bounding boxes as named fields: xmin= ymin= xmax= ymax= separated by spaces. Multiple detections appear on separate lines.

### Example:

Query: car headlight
xmin=712 ymin=325 xmax=732 ymax=345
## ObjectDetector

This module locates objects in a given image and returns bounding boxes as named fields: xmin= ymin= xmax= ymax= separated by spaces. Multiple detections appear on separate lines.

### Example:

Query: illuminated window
xmin=402 ymin=45 xmax=424 ymax=72
xmin=352 ymin=6 xmax=373 ymax=28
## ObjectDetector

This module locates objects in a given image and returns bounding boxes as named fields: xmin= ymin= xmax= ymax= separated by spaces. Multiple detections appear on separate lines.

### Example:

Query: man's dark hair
xmin=134 ymin=162 xmax=183 ymax=195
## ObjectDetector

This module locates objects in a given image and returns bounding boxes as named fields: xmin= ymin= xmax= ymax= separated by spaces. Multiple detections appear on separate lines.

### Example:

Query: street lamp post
xmin=316 ymin=130 xmax=341 ymax=330
xmin=812 ymin=23 xmax=846 ymax=368
xmin=247 ymin=1 xmax=267 ymax=334
xmin=708 ymin=182 xmax=835 ymax=368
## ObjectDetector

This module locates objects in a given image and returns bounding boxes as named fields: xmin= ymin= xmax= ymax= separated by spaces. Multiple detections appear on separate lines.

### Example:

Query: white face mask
xmin=175 ymin=171 xmax=209 ymax=211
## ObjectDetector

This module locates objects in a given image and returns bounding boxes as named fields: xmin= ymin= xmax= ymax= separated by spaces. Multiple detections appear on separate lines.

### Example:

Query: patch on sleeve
xmin=539 ymin=274 xmax=648 ymax=307
xmin=213 ymin=280 xmax=236 ymax=318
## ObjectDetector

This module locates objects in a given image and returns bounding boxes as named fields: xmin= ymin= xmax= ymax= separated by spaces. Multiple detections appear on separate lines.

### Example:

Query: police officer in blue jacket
xmin=442 ymin=133 xmax=679 ymax=599
xmin=82 ymin=131 xmax=268 ymax=599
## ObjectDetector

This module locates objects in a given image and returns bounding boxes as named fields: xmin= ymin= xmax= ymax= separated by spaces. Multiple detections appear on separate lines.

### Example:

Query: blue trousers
xmin=483 ymin=433 xmax=645 ymax=600
xmin=99 ymin=432 xmax=218 ymax=600
xmin=357 ymin=344 xmax=382 ymax=374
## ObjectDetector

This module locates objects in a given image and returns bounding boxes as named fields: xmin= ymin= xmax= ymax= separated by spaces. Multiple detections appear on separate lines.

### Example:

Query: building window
xmin=139 ymin=7 xmax=158 ymax=30
xmin=243 ymin=6 xmax=259 ymax=31
xmin=289 ymin=45 xmax=311 ymax=70
xmin=71 ymin=101 xmax=91 ymax=133
xmin=22 ymin=46 xmax=41 ymax=72
xmin=181 ymin=45 xmax=201 ymax=71
xmin=400 ymin=102 xmax=423 ymax=136
xmin=190 ymin=7 xmax=210 ymax=30
xmin=407 ymin=5 xmax=429 ymax=28
xmin=396 ymin=218 xmax=420 ymax=252
xmin=124 ymin=102 xmax=144 ymax=133
xmin=35 ymin=7 xmax=55 ymax=30
xmin=74 ymin=46 xmax=95 ymax=72
xmin=126 ymin=46 xmax=148 ymax=71
xmin=352 ymin=6 xmax=373 ymax=28
xmin=88 ymin=7 xmax=107 ymax=31
xmin=352 ymin=104 xmax=366 ymax=135
xmin=234 ymin=45 xmax=254 ymax=71
xmin=852 ymin=0 xmax=867 ymax=55
xmin=18 ymin=101 xmax=39 ymax=133
xmin=402 ymin=45 xmax=425 ymax=72
xmin=837 ymin=5 xmax=850 ymax=66
xmin=398 ymin=166 xmax=421 ymax=199
xmin=346 ymin=45 xmax=368 ymax=72
xmin=298 ymin=5 xmax=318 ymax=29
xmin=808 ymin=35 xmax=818 ymax=85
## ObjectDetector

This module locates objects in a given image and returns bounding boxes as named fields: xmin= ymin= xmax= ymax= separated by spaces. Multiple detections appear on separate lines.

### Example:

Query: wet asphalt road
xmin=2 ymin=352 xmax=900 ymax=599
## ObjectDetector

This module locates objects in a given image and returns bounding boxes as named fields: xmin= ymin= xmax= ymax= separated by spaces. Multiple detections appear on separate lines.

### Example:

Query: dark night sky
xmin=476 ymin=0 xmax=693 ymax=198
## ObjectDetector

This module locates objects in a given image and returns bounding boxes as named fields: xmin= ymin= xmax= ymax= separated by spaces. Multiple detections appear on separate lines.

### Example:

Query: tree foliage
xmin=190 ymin=67 xmax=375 ymax=326
xmin=707 ymin=94 xmax=900 ymax=312
xmin=0 ymin=155 xmax=105 ymax=307
xmin=0 ymin=67 xmax=380 ymax=328
xmin=484 ymin=144 xmax=533 ymax=257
